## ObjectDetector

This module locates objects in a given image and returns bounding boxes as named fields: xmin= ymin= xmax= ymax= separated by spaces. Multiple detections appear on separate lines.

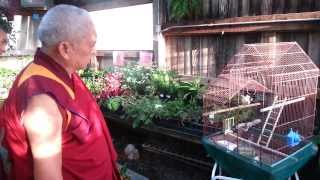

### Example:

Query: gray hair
xmin=38 ymin=4 xmax=93 ymax=47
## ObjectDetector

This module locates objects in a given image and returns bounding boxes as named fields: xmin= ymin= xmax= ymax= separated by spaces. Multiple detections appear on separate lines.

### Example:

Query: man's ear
xmin=57 ymin=41 xmax=71 ymax=60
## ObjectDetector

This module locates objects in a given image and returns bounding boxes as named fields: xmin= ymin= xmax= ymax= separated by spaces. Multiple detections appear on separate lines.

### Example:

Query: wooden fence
xmin=160 ymin=0 xmax=320 ymax=24
xmin=160 ymin=0 xmax=320 ymax=77
xmin=165 ymin=32 xmax=320 ymax=77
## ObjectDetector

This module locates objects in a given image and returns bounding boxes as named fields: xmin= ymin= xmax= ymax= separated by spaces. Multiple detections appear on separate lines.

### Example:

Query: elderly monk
xmin=0 ymin=5 xmax=120 ymax=180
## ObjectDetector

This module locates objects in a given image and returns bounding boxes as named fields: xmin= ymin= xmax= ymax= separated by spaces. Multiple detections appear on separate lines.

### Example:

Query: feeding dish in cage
xmin=202 ymin=42 xmax=319 ymax=179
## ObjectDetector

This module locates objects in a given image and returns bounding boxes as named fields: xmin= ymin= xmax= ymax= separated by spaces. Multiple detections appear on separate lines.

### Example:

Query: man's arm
xmin=22 ymin=94 xmax=63 ymax=180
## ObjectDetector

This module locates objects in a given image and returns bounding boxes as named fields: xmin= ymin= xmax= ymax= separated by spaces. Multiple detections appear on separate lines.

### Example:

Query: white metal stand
xmin=211 ymin=162 xmax=241 ymax=180
xmin=288 ymin=172 xmax=299 ymax=180
xmin=211 ymin=162 xmax=300 ymax=180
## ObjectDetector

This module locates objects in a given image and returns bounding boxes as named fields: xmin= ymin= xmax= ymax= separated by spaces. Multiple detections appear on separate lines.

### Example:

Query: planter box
xmin=103 ymin=110 xmax=203 ymax=144
xmin=154 ymin=118 xmax=203 ymax=137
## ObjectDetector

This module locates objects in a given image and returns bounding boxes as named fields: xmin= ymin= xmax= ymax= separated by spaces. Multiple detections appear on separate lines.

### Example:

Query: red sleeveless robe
xmin=0 ymin=49 xmax=120 ymax=180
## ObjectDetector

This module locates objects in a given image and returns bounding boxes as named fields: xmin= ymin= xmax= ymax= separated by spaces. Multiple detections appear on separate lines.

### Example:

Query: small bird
xmin=241 ymin=94 xmax=252 ymax=105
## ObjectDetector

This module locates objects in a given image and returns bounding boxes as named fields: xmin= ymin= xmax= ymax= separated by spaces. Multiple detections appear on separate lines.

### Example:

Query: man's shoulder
xmin=22 ymin=93 xmax=62 ymax=127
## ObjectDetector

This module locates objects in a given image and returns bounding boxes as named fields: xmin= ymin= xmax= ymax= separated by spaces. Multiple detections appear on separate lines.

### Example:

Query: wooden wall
xmin=162 ymin=0 xmax=320 ymax=77
xmin=161 ymin=0 xmax=320 ymax=24
xmin=165 ymin=32 xmax=320 ymax=77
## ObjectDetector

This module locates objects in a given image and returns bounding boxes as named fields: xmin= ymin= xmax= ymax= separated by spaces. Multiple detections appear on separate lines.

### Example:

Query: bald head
xmin=38 ymin=4 xmax=94 ymax=48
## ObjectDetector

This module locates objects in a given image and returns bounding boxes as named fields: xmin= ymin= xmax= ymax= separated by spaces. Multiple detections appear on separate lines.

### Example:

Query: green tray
xmin=202 ymin=135 xmax=318 ymax=180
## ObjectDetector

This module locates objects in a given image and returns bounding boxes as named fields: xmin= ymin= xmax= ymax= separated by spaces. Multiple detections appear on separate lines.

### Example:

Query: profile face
xmin=71 ymin=24 xmax=97 ymax=70
xmin=0 ymin=29 xmax=8 ymax=54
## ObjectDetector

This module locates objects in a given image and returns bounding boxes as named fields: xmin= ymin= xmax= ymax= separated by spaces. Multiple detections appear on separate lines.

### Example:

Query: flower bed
xmin=80 ymin=65 xmax=205 ymax=132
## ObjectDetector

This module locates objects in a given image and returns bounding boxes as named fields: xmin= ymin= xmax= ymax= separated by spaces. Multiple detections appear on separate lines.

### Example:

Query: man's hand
xmin=22 ymin=94 xmax=63 ymax=180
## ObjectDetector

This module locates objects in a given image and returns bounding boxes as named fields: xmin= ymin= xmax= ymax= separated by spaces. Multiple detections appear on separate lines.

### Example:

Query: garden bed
xmin=105 ymin=112 xmax=203 ymax=144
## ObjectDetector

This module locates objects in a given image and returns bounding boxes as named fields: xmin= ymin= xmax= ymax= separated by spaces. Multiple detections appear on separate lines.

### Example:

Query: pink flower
xmin=99 ymin=72 xmax=124 ymax=100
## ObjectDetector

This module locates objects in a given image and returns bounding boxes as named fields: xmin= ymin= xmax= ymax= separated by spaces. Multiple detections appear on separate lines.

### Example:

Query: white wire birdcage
xmin=203 ymin=42 xmax=319 ymax=168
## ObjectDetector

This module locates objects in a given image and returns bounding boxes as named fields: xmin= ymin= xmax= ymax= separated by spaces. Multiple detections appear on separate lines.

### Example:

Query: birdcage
xmin=202 ymin=42 xmax=319 ymax=180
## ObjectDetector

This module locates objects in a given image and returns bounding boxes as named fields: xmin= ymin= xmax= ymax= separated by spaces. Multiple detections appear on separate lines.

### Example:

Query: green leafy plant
xmin=150 ymin=69 xmax=177 ymax=96
xmin=160 ymin=99 xmax=202 ymax=123
xmin=122 ymin=96 xmax=163 ymax=128
xmin=160 ymin=99 xmax=185 ymax=120
xmin=176 ymin=78 xmax=205 ymax=104
xmin=0 ymin=68 xmax=18 ymax=90
xmin=92 ymin=65 xmax=206 ymax=126
xmin=0 ymin=68 xmax=17 ymax=77
xmin=120 ymin=65 xmax=154 ymax=96
xmin=79 ymin=69 xmax=105 ymax=96
xmin=169 ymin=0 xmax=201 ymax=22
xmin=103 ymin=96 xmax=122 ymax=112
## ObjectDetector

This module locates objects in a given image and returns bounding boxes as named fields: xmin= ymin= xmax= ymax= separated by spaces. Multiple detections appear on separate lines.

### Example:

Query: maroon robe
xmin=0 ymin=49 xmax=120 ymax=180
